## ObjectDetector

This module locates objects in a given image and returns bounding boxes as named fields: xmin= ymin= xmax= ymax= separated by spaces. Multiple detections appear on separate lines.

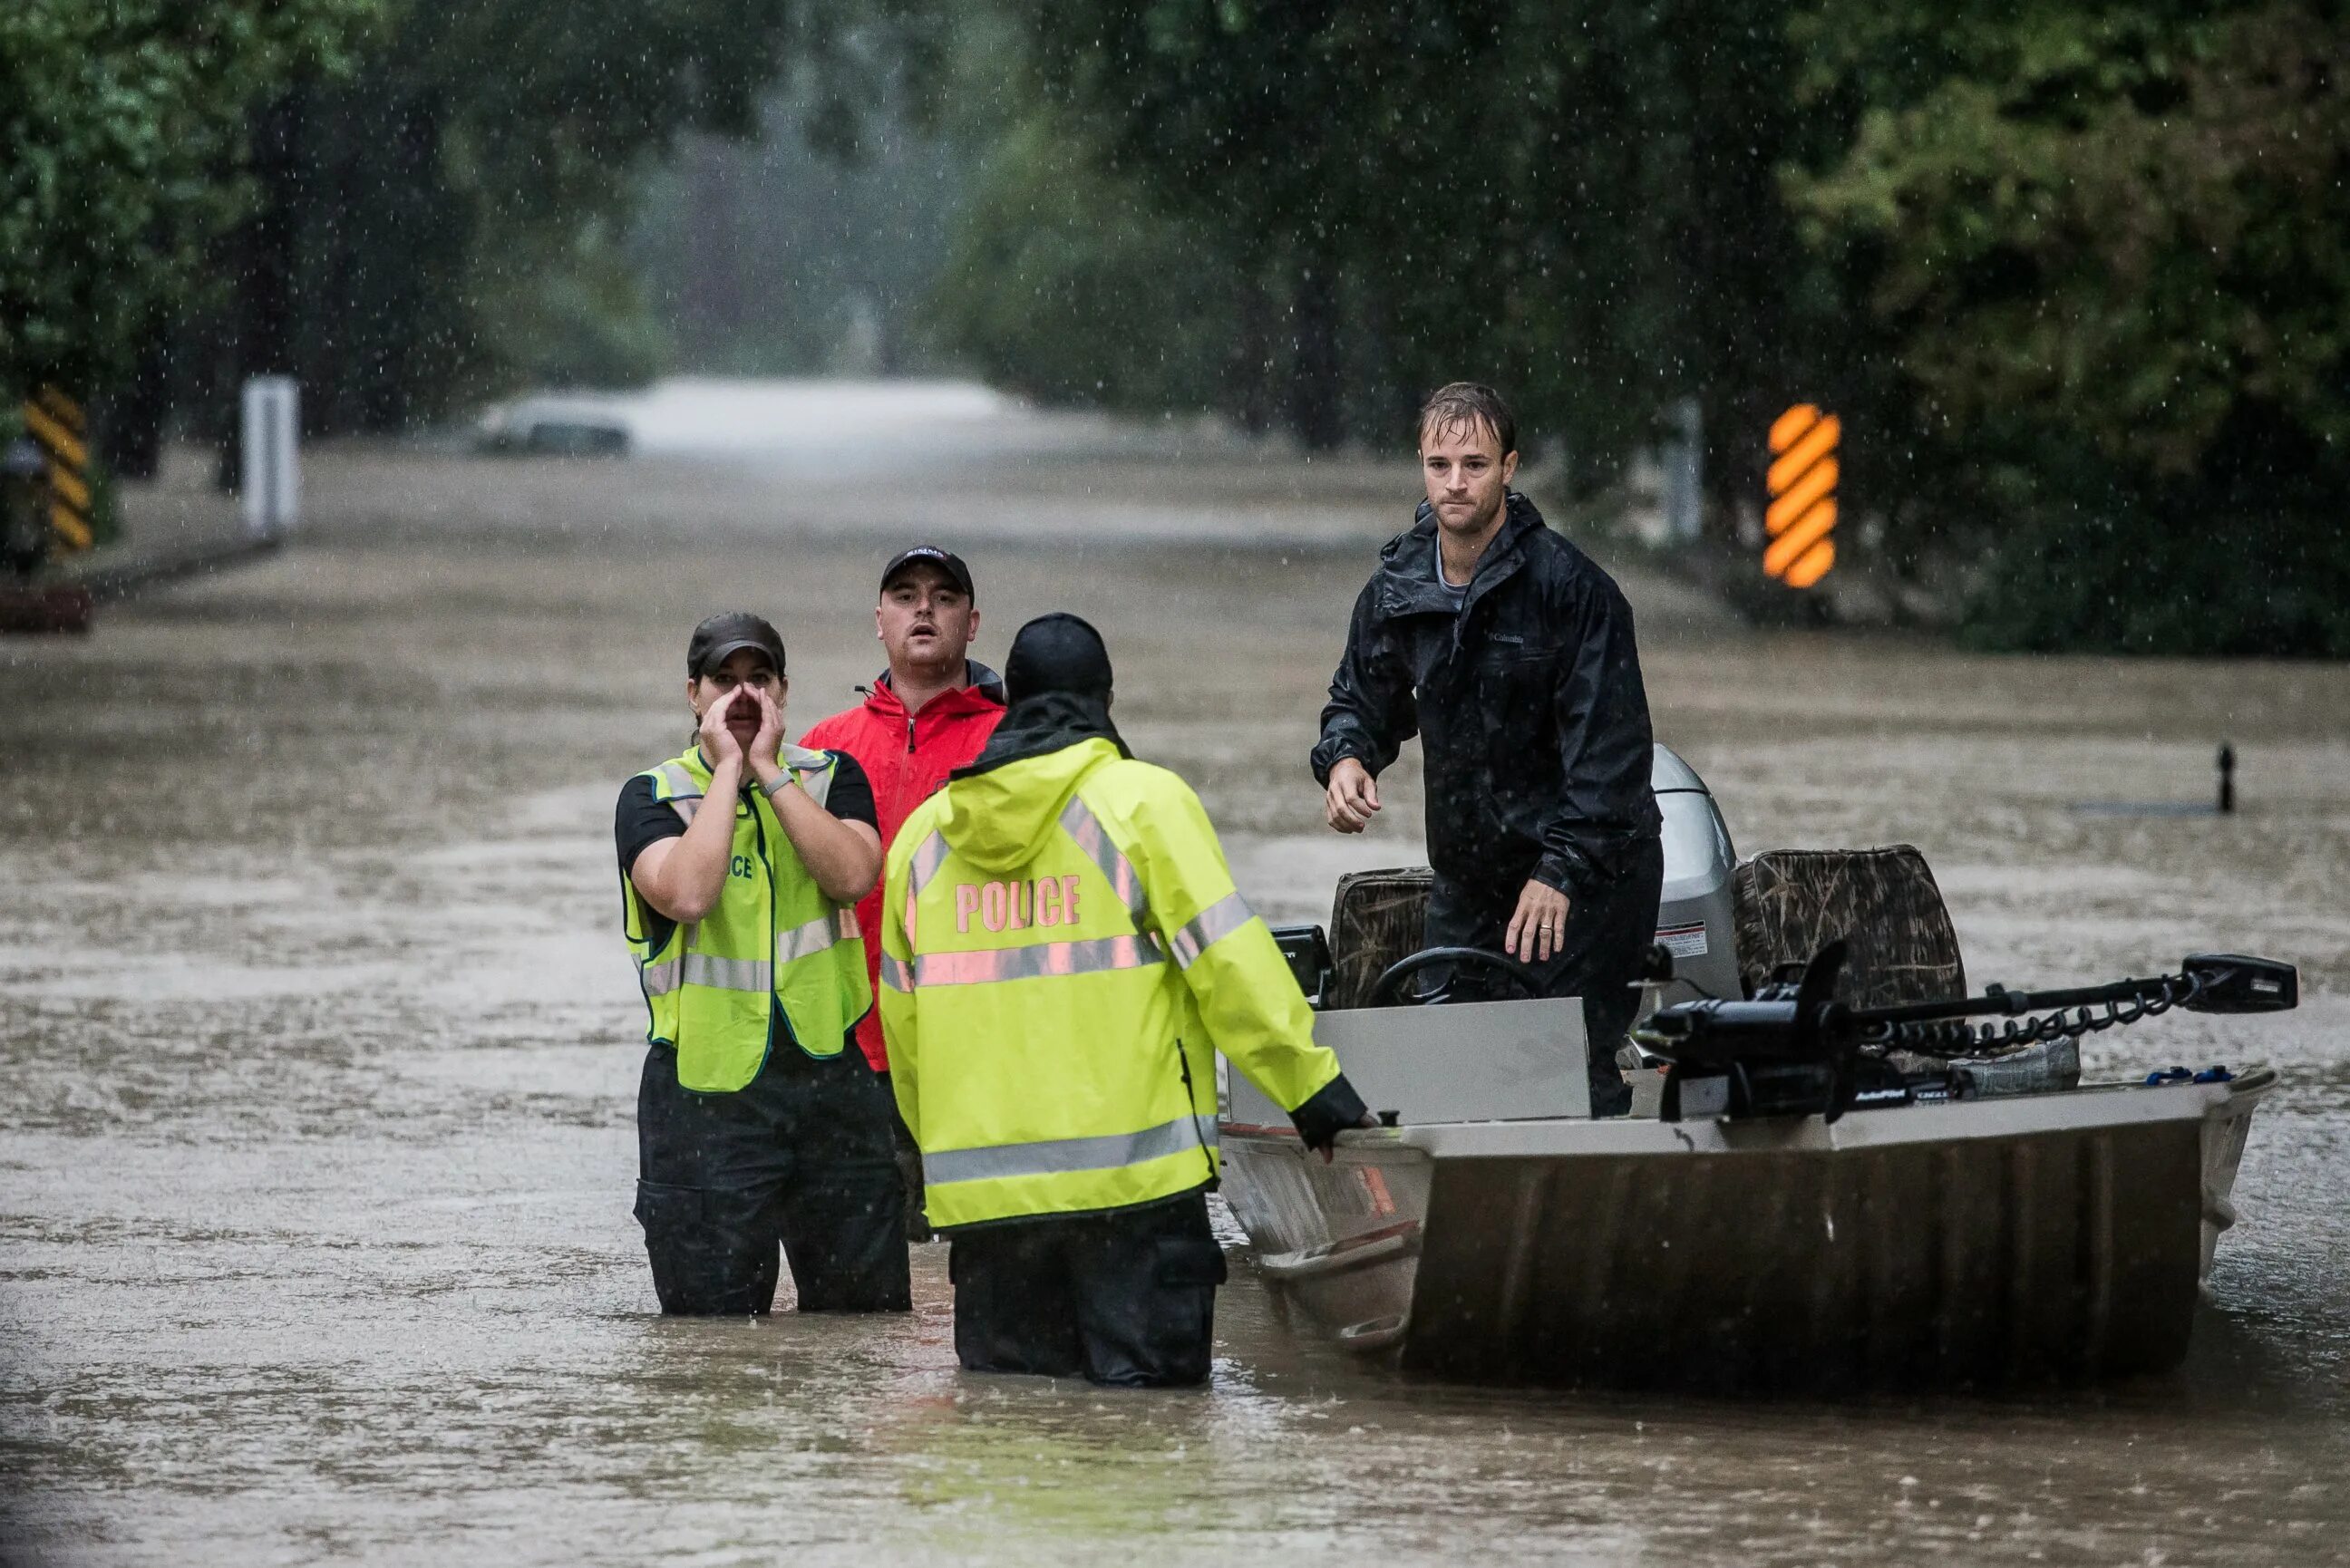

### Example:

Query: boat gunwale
xmin=1223 ymin=1079 xmax=2233 ymax=1162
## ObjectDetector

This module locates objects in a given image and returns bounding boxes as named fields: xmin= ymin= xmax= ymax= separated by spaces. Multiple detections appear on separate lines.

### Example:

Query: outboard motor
xmin=1650 ymin=745 xmax=1741 ymax=1005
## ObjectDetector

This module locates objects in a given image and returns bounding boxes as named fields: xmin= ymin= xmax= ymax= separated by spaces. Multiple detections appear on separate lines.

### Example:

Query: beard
xmin=1438 ymin=489 xmax=1505 ymax=537
xmin=893 ymin=628 xmax=962 ymax=673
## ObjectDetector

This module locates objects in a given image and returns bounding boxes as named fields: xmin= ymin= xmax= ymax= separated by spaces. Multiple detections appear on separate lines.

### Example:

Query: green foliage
xmin=1963 ymin=505 xmax=2350 ymax=657
xmin=3 ymin=0 xmax=940 ymax=426
xmin=1789 ymin=1 xmax=2350 ymax=654
xmin=627 ymin=67 xmax=980 ymax=378
xmin=1790 ymin=4 xmax=2350 ymax=478
xmin=939 ymin=1 xmax=1808 ymax=460
xmin=236 ymin=1 xmax=867 ymax=427
xmin=475 ymin=217 xmax=669 ymax=392
xmin=0 ymin=0 xmax=369 ymax=394
xmin=926 ymin=0 xmax=2348 ymax=653
xmin=143 ymin=1 xmax=944 ymax=430
xmin=924 ymin=117 xmax=1248 ymax=410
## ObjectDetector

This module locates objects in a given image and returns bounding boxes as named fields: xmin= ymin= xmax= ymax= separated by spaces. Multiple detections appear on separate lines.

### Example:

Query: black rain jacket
xmin=1310 ymin=492 xmax=1662 ymax=909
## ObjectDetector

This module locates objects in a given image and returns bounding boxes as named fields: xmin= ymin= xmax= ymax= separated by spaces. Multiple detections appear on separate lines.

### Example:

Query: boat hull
xmin=1220 ymin=1073 xmax=2273 ymax=1391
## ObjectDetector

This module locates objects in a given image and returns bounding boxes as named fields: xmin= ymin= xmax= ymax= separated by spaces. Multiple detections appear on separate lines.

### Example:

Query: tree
xmin=925 ymin=114 xmax=1251 ymax=410
xmin=1788 ymin=1 xmax=2350 ymax=653
xmin=942 ymin=1 xmax=1808 ymax=466
xmin=929 ymin=0 xmax=2347 ymax=652
xmin=158 ymin=1 xmax=946 ymax=443
xmin=0 ymin=1 xmax=368 ymax=401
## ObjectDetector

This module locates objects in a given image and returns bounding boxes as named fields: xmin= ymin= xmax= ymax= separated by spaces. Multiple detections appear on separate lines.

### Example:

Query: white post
xmin=1663 ymin=395 xmax=1703 ymax=545
xmin=239 ymin=377 xmax=299 ymax=541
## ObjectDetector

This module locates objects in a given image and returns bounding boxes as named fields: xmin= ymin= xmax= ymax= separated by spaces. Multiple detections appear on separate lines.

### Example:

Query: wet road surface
xmin=4 ymin=386 xmax=2346 ymax=1564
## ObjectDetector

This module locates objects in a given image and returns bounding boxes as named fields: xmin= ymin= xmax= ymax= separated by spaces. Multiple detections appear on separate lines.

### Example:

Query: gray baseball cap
xmin=685 ymin=611 xmax=786 ymax=677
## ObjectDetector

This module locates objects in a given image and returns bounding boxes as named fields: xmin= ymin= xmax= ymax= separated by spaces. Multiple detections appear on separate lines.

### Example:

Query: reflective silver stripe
xmin=907 ymin=831 xmax=949 ymax=894
xmin=776 ymin=912 xmax=843 ymax=963
xmin=682 ymin=953 xmax=772 ymax=992
xmin=640 ymin=951 xmax=771 ymax=996
xmin=909 ymin=933 xmax=1164 ymax=987
xmin=784 ymin=747 xmax=836 ymax=810
xmin=654 ymin=762 xmax=704 ymax=826
xmin=924 ymin=1114 xmax=1219 ymax=1186
xmin=904 ymin=829 xmax=948 ymax=946
xmin=1168 ymin=890 xmax=1257 ymax=970
xmin=1058 ymin=796 xmax=1150 ymax=923
xmin=879 ymin=953 xmax=914 ymax=992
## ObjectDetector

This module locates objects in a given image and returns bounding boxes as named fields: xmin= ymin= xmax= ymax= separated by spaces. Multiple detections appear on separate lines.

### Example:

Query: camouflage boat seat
xmin=1324 ymin=845 xmax=1966 ymax=1012
xmin=1326 ymin=866 xmax=1434 ymax=1011
xmin=1729 ymin=844 xmax=1966 ymax=1007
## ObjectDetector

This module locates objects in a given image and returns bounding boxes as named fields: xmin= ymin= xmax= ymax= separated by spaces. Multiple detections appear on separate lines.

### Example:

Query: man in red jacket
xmin=801 ymin=546 xmax=1004 ymax=1237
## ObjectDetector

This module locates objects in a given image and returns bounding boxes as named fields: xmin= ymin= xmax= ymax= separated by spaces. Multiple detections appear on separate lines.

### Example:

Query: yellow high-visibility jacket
xmin=879 ymin=735 xmax=1343 ymax=1228
xmin=624 ymin=743 xmax=869 ymax=1092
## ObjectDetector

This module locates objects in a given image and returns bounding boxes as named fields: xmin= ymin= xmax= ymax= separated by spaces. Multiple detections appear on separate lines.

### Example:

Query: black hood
xmin=1374 ymin=491 xmax=1548 ymax=625
xmin=1004 ymin=613 xmax=1113 ymax=705
xmin=955 ymin=691 xmax=1129 ymax=779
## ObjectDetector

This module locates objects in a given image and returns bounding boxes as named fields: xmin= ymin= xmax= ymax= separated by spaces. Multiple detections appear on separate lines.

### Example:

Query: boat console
xmin=1225 ymin=993 xmax=1591 ymax=1131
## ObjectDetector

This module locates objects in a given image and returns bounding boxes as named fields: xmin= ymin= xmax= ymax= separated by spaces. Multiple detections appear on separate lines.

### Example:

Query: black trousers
xmin=635 ymin=1040 xmax=911 ymax=1315
xmin=1426 ymin=834 xmax=1666 ymax=1118
xmin=872 ymin=1070 xmax=933 ymax=1243
xmin=947 ymin=1192 xmax=1226 ymax=1388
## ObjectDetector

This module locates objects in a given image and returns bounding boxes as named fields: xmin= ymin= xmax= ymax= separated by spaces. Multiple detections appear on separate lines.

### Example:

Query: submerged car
xmin=473 ymin=396 xmax=631 ymax=457
xmin=1219 ymin=746 xmax=2289 ymax=1392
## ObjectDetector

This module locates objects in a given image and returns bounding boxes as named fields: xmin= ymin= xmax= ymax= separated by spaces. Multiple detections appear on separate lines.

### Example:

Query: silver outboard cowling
xmin=1651 ymin=744 xmax=1740 ymax=1005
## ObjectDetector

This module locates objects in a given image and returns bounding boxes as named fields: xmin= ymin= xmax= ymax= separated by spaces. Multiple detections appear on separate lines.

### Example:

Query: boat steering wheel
xmin=1364 ymin=945 xmax=1546 ymax=1008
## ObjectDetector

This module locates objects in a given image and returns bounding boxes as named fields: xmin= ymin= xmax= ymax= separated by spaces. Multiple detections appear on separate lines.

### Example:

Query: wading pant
xmin=635 ymin=1040 xmax=911 ymax=1315
xmin=947 ymin=1193 xmax=1226 ymax=1388
xmin=1427 ymin=834 xmax=1666 ymax=1118
xmin=873 ymin=1070 xmax=933 ymax=1244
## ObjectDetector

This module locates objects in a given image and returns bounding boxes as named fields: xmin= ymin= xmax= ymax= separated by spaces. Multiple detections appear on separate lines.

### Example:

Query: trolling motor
xmin=1634 ymin=943 xmax=2297 ymax=1124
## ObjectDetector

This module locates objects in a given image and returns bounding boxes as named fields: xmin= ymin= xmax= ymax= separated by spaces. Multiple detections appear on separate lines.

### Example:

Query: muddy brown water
xmin=5 ymin=406 xmax=2347 ymax=1564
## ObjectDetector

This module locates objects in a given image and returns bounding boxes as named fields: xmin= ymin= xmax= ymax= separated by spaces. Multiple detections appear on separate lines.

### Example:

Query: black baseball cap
xmin=685 ymin=611 xmax=786 ymax=677
xmin=880 ymin=546 xmax=976 ymax=601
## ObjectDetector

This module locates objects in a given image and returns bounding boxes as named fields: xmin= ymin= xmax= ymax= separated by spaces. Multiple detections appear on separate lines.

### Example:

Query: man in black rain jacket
xmin=1311 ymin=382 xmax=1662 ymax=1115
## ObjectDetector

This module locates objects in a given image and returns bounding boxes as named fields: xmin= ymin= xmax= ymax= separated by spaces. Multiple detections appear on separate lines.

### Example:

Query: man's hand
xmin=747 ymin=685 xmax=786 ymax=773
xmin=1324 ymin=757 xmax=1381 ymax=834
xmin=698 ymin=687 xmax=747 ymax=767
xmin=1504 ymin=879 xmax=1572 ymax=964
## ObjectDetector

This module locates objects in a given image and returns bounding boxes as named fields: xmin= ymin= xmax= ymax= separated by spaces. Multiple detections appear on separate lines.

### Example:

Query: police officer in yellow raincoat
xmin=879 ymin=614 xmax=1371 ymax=1386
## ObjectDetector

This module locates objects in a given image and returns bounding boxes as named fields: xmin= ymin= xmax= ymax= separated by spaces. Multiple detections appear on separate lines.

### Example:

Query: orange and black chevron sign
xmin=22 ymin=384 xmax=92 ymax=555
xmin=1764 ymin=402 xmax=1838 ymax=589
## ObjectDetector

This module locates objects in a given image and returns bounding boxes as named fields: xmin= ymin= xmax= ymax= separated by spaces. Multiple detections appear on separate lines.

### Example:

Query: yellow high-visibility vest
xmin=879 ymin=735 xmax=1342 ymax=1228
xmin=624 ymin=743 xmax=870 ymax=1092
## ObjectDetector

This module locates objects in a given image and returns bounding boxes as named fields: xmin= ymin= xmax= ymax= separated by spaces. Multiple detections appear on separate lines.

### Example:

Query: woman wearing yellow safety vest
xmin=617 ymin=613 xmax=908 ymax=1315
xmin=880 ymin=615 xmax=1373 ymax=1385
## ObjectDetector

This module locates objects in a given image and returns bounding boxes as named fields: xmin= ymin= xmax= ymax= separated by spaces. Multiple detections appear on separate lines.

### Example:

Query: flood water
xmin=5 ymin=382 xmax=2346 ymax=1565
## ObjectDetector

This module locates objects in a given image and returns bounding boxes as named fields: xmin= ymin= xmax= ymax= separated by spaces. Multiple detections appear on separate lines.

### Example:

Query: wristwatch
xmin=762 ymin=771 xmax=794 ymax=800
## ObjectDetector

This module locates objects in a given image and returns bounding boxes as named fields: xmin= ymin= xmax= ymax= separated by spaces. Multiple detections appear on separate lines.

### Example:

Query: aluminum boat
xmin=1219 ymin=746 xmax=2290 ymax=1391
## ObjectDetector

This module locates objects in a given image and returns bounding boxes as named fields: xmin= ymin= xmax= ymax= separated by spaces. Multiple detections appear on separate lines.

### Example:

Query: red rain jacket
xmin=801 ymin=663 xmax=1005 ymax=1070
